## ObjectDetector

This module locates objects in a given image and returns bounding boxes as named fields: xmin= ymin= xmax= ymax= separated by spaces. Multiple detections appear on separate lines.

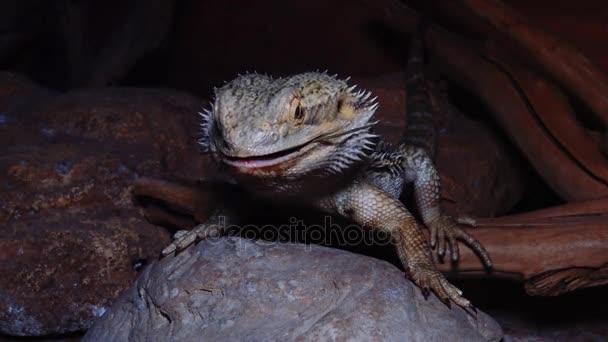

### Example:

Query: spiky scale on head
xmin=199 ymin=72 xmax=378 ymax=180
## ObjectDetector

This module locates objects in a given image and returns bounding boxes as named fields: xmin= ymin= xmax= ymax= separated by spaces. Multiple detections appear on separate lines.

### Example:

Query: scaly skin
xmin=162 ymin=31 xmax=492 ymax=311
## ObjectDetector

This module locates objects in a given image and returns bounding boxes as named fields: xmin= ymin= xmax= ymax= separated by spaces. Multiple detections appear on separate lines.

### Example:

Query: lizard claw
xmin=420 ymin=286 xmax=431 ymax=299
xmin=409 ymin=263 xmax=471 ymax=309
xmin=468 ymin=304 xmax=478 ymax=316
xmin=161 ymin=223 xmax=222 ymax=256
xmin=428 ymin=215 xmax=492 ymax=269
xmin=173 ymin=230 xmax=189 ymax=240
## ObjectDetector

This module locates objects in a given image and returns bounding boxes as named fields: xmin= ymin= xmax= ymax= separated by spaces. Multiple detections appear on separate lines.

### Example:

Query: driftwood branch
xmin=428 ymin=22 xmax=608 ymax=201
xmin=363 ymin=0 xmax=608 ymax=201
xmin=433 ymin=40 xmax=608 ymax=201
xmin=451 ymin=0 xmax=608 ymax=129
xmin=484 ymin=46 xmax=608 ymax=183
xmin=437 ymin=198 xmax=608 ymax=296
xmin=133 ymin=177 xmax=214 ymax=223
xmin=429 ymin=35 xmax=608 ymax=200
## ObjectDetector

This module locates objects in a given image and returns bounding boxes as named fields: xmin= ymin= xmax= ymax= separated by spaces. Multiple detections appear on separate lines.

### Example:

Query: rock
xmin=0 ymin=81 xmax=207 ymax=336
xmin=34 ymin=87 xmax=209 ymax=180
xmin=83 ymin=237 xmax=503 ymax=341
xmin=0 ymin=209 xmax=166 ymax=336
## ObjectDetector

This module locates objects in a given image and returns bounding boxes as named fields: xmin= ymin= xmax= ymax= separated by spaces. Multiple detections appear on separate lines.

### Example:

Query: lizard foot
xmin=161 ymin=223 xmax=222 ymax=256
xmin=408 ymin=262 xmax=475 ymax=312
xmin=428 ymin=215 xmax=492 ymax=268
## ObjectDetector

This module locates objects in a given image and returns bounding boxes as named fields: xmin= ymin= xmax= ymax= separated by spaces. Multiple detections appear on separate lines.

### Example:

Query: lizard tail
xmin=401 ymin=19 xmax=436 ymax=159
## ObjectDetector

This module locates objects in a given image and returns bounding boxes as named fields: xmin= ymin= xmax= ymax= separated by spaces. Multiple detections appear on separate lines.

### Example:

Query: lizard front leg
xmin=321 ymin=180 xmax=472 ymax=309
xmin=399 ymin=145 xmax=492 ymax=268
xmin=161 ymin=206 xmax=238 ymax=256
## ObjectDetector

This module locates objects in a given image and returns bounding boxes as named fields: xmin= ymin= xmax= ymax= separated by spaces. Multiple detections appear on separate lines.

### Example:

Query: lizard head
xmin=199 ymin=72 xmax=377 ymax=178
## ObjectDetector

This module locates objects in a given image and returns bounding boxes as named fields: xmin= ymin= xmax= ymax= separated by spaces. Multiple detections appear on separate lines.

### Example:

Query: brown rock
xmin=34 ymin=87 xmax=209 ymax=181
xmin=0 ymin=81 xmax=207 ymax=336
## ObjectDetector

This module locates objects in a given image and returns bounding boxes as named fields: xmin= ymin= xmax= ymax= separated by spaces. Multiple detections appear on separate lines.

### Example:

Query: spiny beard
xmin=323 ymin=90 xmax=379 ymax=175
xmin=197 ymin=104 xmax=214 ymax=153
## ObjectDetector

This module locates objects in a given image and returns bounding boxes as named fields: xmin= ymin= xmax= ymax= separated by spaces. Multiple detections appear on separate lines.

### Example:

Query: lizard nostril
xmin=279 ymin=125 xmax=288 ymax=137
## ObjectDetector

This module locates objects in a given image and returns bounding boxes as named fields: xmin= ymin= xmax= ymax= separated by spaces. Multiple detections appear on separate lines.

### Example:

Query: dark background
xmin=2 ymin=0 xmax=607 ymax=95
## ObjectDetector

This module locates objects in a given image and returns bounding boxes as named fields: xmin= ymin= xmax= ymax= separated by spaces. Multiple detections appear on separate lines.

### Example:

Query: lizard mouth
xmin=221 ymin=142 xmax=317 ymax=170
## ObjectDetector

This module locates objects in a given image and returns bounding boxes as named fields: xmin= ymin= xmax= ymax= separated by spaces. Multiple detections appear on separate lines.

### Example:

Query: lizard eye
xmin=294 ymin=104 xmax=304 ymax=120
xmin=290 ymin=98 xmax=305 ymax=124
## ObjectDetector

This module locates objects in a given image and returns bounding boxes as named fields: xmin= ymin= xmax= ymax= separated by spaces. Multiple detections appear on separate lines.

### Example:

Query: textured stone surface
xmin=84 ymin=237 xmax=503 ymax=341
xmin=0 ymin=80 xmax=206 ymax=336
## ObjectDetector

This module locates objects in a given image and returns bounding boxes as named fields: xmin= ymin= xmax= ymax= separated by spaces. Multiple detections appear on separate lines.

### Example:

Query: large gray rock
xmin=84 ymin=237 xmax=503 ymax=341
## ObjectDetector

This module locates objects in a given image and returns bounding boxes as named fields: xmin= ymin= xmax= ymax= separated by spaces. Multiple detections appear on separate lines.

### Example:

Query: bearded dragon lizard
xmin=161 ymin=29 xmax=492 ymax=311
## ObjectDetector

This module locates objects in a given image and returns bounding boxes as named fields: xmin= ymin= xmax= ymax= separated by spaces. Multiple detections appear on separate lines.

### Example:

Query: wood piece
xmin=133 ymin=177 xmax=211 ymax=221
xmin=363 ymin=0 xmax=608 ymax=200
xmin=142 ymin=204 xmax=196 ymax=230
xmin=479 ymin=197 xmax=608 ymax=223
xmin=424 ymin=29 xmax=608 ymax=201
xmin=437 ymin=204 xmax=608 ymax=296
xmin=455 ymin=0 xmax=608 ymax=129
xmin=483 ymin=46 xmax=608 ymax=190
